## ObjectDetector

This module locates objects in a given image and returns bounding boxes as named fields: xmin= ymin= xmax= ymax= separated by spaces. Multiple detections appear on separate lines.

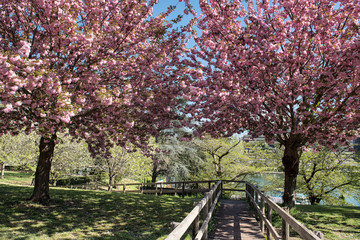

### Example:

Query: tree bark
xmin=151 ymin=161 xmax=158 ymax=183
xmin=108 ymin=174 xmax=114 ymax=191
xmin=29 ymin=134 xmax=56 ymax=203
xmin=0 ymin=161 xmax=5 ymax=179
xmin=282 ymin=141 xmax=301 ymax=208
xmin=309 ymin=195 xmax=322 ymax=205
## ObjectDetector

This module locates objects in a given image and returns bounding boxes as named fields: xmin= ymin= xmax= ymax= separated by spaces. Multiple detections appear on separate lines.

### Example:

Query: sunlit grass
xmin=0 ymin=183 xmax=195 ymax=240
xmin=291 ymin=205 xmax=360 ymax=240
xmin=271 ymin=204 xmax=360 ymax=240
xmin=0 ymin=171 xmax=33 ymax=185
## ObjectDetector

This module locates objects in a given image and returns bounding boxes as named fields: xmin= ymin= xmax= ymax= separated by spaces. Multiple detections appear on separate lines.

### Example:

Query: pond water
xmin=244 ymin=173 xmax=360 ymax=206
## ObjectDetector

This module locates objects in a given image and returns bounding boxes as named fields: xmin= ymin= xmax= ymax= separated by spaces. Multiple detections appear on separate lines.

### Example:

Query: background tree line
xmin=1 ymin=130 xmax=359 ymax=206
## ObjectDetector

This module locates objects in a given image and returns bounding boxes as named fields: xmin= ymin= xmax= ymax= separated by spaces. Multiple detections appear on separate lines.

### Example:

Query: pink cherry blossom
xmin=3 ymin=104 xmax=13 ymax=113
xmin=0 ymin=0 xmax=189 ymax=202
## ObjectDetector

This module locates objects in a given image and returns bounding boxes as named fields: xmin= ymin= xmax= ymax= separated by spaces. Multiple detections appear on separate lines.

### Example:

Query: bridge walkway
xmin=209 ymin=199 xmax=265 ymax=240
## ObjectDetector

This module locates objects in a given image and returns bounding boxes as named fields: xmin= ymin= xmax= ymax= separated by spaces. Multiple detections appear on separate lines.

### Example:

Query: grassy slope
xmin=2 ymin=172 xmax=360 ymax=239
xmin=0 ymin=171 xmax=33 ymax=185
xmin=0 ymin=183 xmax=195 ymax=240
xmin=290 ymin=205 xmax=360 ymax=240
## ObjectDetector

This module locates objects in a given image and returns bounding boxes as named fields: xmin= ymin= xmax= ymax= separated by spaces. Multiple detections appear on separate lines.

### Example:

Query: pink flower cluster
xmin=185 ymin=0 xmax=360 ymax=150
xmin=0 ymin=0 xmax=359 ymax=158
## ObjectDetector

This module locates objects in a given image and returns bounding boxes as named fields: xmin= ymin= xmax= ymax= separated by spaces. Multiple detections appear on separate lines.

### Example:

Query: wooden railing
xmin=60 ymin=180 xmax=220 ymax=196
xmin=245 ymin=182 xmax=324 ymax=240
xmin=59 ymin=180 xmax=325 ymax=240
xmin=116 ymin=180 xmax=219 ymax=197
xmin=166 ymin=180 xmax=222 ymax=240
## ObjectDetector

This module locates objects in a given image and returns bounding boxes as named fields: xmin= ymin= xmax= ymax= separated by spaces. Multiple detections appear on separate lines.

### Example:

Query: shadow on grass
xmin=0 ymin=184 xmax=195 ymax=240
xmin=290 ymin=205 xmax=360 ymax=239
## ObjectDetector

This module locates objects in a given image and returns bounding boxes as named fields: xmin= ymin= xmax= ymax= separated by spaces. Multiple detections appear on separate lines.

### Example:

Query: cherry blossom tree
xmin=0 ymin=0 xmax=188 ymax=203
xmin=186 ymin=0 xmax=360 ymax=207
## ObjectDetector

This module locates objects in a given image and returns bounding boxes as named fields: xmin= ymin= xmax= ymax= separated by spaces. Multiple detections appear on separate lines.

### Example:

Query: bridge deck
xmin=209 ymin=199 xmax=265 ymax=240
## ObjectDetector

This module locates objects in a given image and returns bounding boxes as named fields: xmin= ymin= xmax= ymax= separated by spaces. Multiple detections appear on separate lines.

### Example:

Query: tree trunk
xmin=29 ymin=134 xmax=56 ymax=203
xmin=0 ymin=162 xmax=5 ymax=179
xmin=108 ymin=174 xmax=114 ymax=191
xmin=309 ymin=195 xmax=322 ymax=205
xmin=282 ymin=141 xmax=301 ymax=208
xmin=151 ymin=161 xmax=158 ymax=183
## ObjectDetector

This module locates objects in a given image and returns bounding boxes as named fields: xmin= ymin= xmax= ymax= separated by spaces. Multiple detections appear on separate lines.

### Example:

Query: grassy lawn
xmin=290 ymin=205 xmax=360 ymax=240
xmin=0 ymin=171 xmax=34 ymax=185
xmin=271 ymin=204 xmax=360 ymax=240
xmin=0 ymin=183 xmax=195 ymax=240
xmin=3 ymin=172 xmax=359 ymax=240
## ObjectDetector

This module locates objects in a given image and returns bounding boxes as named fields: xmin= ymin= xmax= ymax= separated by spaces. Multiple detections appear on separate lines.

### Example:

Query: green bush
xmin=89 ymin=170 xmax=108 ymax=184
xmin=5 ymin=165 xmax=33 ymax=172
xmin=50 ymin=176 xmax=91 ymax=186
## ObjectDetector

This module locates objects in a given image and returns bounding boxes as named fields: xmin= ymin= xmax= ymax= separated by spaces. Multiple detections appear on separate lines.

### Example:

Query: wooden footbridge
xmin=67 ymin=180 xmax=325 ymax=240
xmin=120 ymin=180 xmax=324 ymax=240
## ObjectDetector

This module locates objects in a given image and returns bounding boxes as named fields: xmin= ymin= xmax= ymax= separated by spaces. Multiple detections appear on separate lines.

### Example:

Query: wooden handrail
xmin=115 ymin=180 xmax=219 ymax=186
xmin=59 ymin=180 xmax=324 ymax=240
xmin=166 ymin=181 xmax=222 ymax=240
xmin=194 ymin=190 xmax=221 ymax=240
xmin=245 ymin=182 xmax=324 ymax=240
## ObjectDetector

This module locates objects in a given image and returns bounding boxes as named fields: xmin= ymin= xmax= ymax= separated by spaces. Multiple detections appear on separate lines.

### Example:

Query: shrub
xmin=50 ymin=176 xmax=91 ymax=186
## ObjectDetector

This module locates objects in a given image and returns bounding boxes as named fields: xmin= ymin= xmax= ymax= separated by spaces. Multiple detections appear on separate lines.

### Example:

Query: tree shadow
xmin=0 ymin=184 xmax=195 ymax=239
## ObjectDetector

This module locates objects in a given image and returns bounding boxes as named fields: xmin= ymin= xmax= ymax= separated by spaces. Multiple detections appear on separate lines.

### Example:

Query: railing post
xmin=182 ymin=182 xmax=185 ymax=198
xmin=260 ymin=197 xmax=265 ymax=232
xmin=216 ymin=181 xmax=223 ymax=199
xmin=282 ymin=207 xmax=290 ymax=240
xmin=254 ymin=191 xmax=259 ymax=218
xmin=315 ymin=231 xmax=324 ymax=240
xmin=203 ymin=195 xmax=209 ymax=240
xmin=250 ymin=186 xmax=255 ymax=208
xmin=245 ymin=183 xmax=249 ymax=202
xmin=196 ymin=183 xmax=199 ymax=198
xmin=266 ymin=202 xmax=272 ymax=240
xmin=192 ymin=214 xmax=200 ymax=238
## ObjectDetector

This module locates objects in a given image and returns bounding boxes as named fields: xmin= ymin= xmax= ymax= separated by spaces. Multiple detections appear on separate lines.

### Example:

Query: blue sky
xmin=152 ymin=0 xmax=200 ymax=26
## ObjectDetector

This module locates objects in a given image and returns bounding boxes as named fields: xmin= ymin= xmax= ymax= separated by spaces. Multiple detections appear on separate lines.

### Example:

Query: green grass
xmin=0 ymin=183 xmax=196 ymax=240
xmin=0 ymin=171 xmax=33 ymax=185
xmin=291 ymin=205 xmax=360 ymax=240
xmin=271 ymin=205 xmax=360 ymax=240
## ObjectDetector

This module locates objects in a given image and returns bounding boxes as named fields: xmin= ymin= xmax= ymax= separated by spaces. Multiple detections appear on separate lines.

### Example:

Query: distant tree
xmin=298 ymin=146 xmax=360 ymax=205
xmin=186 ymin=0 xmax=360 ymax=207
xmin=193 ymin=136 xmax=270 ymax=180
xmin=150 ymin=129 xmax=205 ymax=182
xmin=51 ymin=134 xmax=92 ymax=186
xmin=126 ymin=151 xmax=152 ymax=183
xmin=0 ymin=132 xmax=38 ymax=178
xmin=194 ymin=136 xmax=241 ymax=179
xmin=95 ymin=145 xmax=152 ymax=190
xmin=243 ymin=140 xmax=283 ymax=173
xmin=353 ymin=138 xmax=360 ymax=161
